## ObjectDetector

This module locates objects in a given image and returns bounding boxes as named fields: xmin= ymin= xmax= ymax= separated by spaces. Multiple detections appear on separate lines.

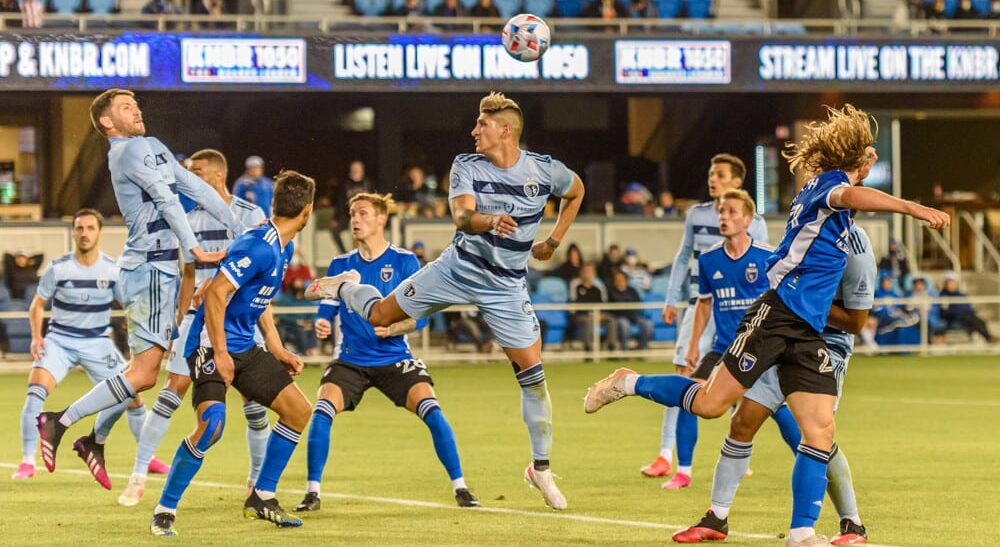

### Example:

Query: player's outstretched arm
xmin=532 ymin=175 xmax=585 ymax=261
xmin=829 ymin=186 xmax=950 ymax=228
xmin=450 ymin=194 xmax=518 ymax=237
xmin=171 ymin=158 xmax=240 ymax=235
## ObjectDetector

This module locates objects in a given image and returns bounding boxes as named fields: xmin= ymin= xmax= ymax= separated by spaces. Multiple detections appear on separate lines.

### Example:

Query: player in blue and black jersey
xmin=305 ymin=92 xmax=585 ymax=511
xmin=586 ymin=104 xmax=949 ymax=546
xmin=293 ymin=192 xmax=477 ymax=513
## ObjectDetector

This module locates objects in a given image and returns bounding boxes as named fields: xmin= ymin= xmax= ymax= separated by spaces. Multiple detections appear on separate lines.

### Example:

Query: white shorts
xmin=673 ymin=303 xmax=716 ymax=367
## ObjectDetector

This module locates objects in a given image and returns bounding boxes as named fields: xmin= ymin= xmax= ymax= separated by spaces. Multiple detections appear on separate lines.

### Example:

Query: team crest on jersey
xmin=201 ymin=358 xmax=216 ymax=376
xmin=97 ymin=278 xmax=110 ymax=290
xmin=403 ymin=284 xmax=416 ymax=298
xmin=380 ymin=266 xmax=394 ymax=282
xmin=745 ymin=263 xmax=759 ymax=283
xmin=521 ymin=300 xmax=533 ymax=315
xmin=738 ymin=353 xmax=757 ymax=372
xmin=524 ymin=180 xmax=540 ymax=198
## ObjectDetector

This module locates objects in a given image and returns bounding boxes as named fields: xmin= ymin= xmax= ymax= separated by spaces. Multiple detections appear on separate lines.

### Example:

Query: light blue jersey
xmin=697 ymin=240 xmax=773 ymax=355
xmin=446 ymin=150 xmax=575 ymax=288
xmin=766 ymin=171 xmax=852 ymax=333
xmin=189 ymin=196 xmax=267 ymax=288
xmin=318 ymin=246 xmax=427 ymax=367
xmin=36 ymin=252 xmax=121 ymax=338
xmin=108 ymin=136 xmax=239 ymax=275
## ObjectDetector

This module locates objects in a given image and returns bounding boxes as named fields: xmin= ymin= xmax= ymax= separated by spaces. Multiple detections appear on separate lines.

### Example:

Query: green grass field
xmin=1 ymin=355 xmax=998 ymax=546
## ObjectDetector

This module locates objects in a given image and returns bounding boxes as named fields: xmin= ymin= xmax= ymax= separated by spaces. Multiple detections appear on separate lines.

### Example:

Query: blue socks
xmin=791 ymin=444 xmax=831 ymax=529
xmin=676 ymin=409 xmax=698 ymax=470
xmin=134 ymin=388 xmax=181 ymax=476
xmin=417 ymin=398 xmax=463 ymax=481
xmin=771 ymin=405 xmax=802 ymax=454
xmin=254 ymin=422 xmax=301 ymax=495
xmin=306 ymin=400 xmax=336 ymax=491
xmin=515 ymin=363 xmax=552 ymax=464
xmin=243 ymin=402 xmax=270 ymax=484
xmin=20 ymin=384 xmax=48 ymax=462
xmin=634 ymin=375 xmax=701 ymax=411
xmin=158 ymin=441 xmax=204 ymax=510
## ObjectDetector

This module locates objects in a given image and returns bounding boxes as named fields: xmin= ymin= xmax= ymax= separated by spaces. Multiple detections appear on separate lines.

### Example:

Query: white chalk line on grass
xmin=1 ymin=462 xmax=905 ymax=546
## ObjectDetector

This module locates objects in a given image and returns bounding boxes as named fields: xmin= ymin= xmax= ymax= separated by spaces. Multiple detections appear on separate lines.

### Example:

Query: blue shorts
xmin=121 ymin=263 xmax=178 ymax=355
xmin=34 ymin=332 xmax=126 ymax=384
xmin=673 ymin=303 xmax=716 ymax=366
xmin=743 ymin=351 xmax=850 ymax=413
xmin=394 ymin=256 xmax=540 ymax=349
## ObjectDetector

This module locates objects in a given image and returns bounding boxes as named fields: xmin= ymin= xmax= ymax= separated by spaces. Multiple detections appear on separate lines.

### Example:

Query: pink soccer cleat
xmin=11 ymin=463 xmax=35 ymax=480
xmin=640 ymin=455 xmax=672 ymax=477
xmin=73 ymin=434 xmax=112 ymax=490
xmin=661 ymin=473 xmax=692 ymax=490
xmin=148 ymin=456 xmax=170 ymax=475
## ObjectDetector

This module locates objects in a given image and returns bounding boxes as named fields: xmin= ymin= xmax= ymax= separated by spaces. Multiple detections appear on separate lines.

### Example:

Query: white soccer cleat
xmin=786 ymin=533 xmax=833 ymax=546
xmin=524 ymin=464 xmax=567 ymax=511
xmin=304 ymin=270 xmax=361 ymax=301
xmin=583 ymin=368 xmax=637 ymax=414
xmin=118 ymin=475 xmax=146 ymax=507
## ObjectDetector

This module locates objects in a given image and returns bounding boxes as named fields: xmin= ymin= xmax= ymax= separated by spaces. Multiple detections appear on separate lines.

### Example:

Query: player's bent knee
xmin=194 ymin=402 xmax=227 ymax=452
xmin=166 ymin=372 xmax=193 ymax=396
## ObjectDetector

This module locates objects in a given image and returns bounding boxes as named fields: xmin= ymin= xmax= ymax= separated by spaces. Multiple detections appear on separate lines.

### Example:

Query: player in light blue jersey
xmin=306 ymin=92 xmax=584 ymax=510
xmin=644 ymin=154 xmax=770 ymax=487
xmin=151 ymin=171 xmax=316 ymax=537
xmin=14 ymin=209 xmax=165 ymax=485
xmin=293 ymin=193 xmax=477 ymax=513
xmin=119 ymin=149 xmax=270 ymax=507
xmin=586 ymin=105 xmax=948 ymax=546
xmin=38 ymin=89 xmax=243 ymax=480
xmin=673 ymin=223 xmax=877 ymax=545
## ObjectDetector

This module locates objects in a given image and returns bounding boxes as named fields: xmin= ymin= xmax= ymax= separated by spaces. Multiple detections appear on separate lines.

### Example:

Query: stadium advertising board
xmin=0 ymin=32 xmax=995 ymax=92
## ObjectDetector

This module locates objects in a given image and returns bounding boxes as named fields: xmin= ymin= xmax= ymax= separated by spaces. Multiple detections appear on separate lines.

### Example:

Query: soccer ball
xmin=501 ymin=14 xmax=551 ymax=62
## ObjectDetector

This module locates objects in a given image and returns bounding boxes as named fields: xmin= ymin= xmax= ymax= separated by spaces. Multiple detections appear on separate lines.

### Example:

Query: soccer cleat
xmin=454 ymin=488 xmax=480 ymax=508
xmin=148 ymin=456 xmax=170 ymax=475
xmin=524 ymin=463 xmax=567 ymax=511
xmin=831 ymin=519 xmax=868 ymax=545
xmin=583 ymin=368 xmax=637 ymax=414
xmin=640 ymin=455 xmax=672 ymax=477
xmin=661 ymin=473 xmax=692 ymax=490
xmin=243 ymin=491 xmax=303 ymax=527
xmin=73 ymin=433 xmax=112 ymax=490
xmin=304 ymin=270 xmax=361 ymax=301
xmin=293 ymin=492 xmax=321 ymax=512
xmin=36 ymin=411 xmax=68 ymax=473
xmin=672 ymin=510 xmax=729 ymax=543
xmin=119 ymin=475 xmax=147 ymax=507
xmin=10 ymin=463 xmax=35 ymax=480
xmin=786 ymin=533 xmax=832 ymax=547
xmin=150 ymin=512 xmax=178 ymax=537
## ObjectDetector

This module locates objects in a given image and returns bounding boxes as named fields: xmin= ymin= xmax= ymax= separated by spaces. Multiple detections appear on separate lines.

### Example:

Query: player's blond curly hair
xmin=349 ymin=192 xmax=397 ymax=216
xmin=782 ymin=104 xmax=877 ymax=176
xmin=480 ymin=91 xmax=523 ymax=141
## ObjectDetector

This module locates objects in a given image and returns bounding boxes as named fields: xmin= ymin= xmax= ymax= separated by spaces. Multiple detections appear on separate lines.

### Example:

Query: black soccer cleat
xmin=150 ymin=512 xmax=178 ymax=537
xmin=671 ymin=510 xmax=729 ymax=543
xmin=243 ymin=490 xmax=303 ymax=527
xmin=36 ymin=411 xmax=68 ymax=473
xmin=454 ymin=488 xmax=480 ymax=508
xmin=73 ymin=433 xmax=112 ymax=490
xmin=831 ymin=518 xmax=868 ymax=545
xmin=293 ymin=492 xmax=321 ymax=512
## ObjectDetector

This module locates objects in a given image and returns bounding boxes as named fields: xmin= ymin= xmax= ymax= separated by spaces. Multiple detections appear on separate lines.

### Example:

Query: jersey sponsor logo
xmin=403 ymin=284 xmax=416 ymax=298
xmin=857 ymin=279 xmax=868 ymax=292
xmin=738 ymin=352 xmax=757 ymax=372
xmin=712 ymin=270 xmax=724 ymax=280
xmin=231 ymin=256 xmax=252 ymax=277
xmin=745 ymin=262 xmax=759 ymax=283
xmin=380 ymin=265 xmax=394 ymax=282
xmin=503 ymin=202 xmax=516 ymax=214
xmin=524 ymin=180 xmax=540 ymax=198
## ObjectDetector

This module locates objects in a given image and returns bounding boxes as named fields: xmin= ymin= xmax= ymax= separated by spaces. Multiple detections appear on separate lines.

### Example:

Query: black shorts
xmin=188 ymin=346 xmax=294 ymax=408
xmin=720 ymin=290 xmax=838 ymax=397
xmin=691 ymin=351 xmax=722 ymax=381
xmin=320 ymin=359 xmax=434 ymax=411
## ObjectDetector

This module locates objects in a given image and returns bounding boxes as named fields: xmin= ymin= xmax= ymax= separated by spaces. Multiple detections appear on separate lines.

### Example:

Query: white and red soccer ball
xmin=501 ymin=14 xmax=551 ymax=62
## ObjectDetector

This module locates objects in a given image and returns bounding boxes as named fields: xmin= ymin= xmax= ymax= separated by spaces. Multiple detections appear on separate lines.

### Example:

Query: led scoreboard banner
xmin=0 ymin=32 xmax=995 ymax=92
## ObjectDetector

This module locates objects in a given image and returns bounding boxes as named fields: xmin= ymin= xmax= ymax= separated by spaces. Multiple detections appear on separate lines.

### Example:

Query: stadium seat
xmin=650 ymin=274 xmax=669 ymax=296
xmin=683 ymin=0 xmax=710 ymax=18
xmin=493 ymin=0 xmax=521 ymax=19
xmin=87 ymin=0 xmax=117 ymax=14
xmin=555 ymin=0 xmax=590 ymax=15
xmin=425 ymin=0 xmax=444 ymax=14
xmin=971 ymin=0 xmax=990 ymax=16
xmin=523 ymin=0 xmax=554 ymax=17
xmin=48 ymin=0 xmax=82 ymax=13
xmin=643 ymin=291 xmax=676 ymax=342
xmin=533 ymin=294 xmax=568 ymax=346
xmin=354 ymin=0 xmax=389 ymax=16
xmin=459 ymin=0 xmax=477 ymax=8
xmin=0 ymin=299 xmax=31 ymax=354
xmin=654 ymin=0 xmax=680 ymax=17
xmin=537 ymin=276 xmax=569 ymax=303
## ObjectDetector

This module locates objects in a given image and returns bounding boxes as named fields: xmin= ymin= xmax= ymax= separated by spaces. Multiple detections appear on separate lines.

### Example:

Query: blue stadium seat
xmin=533 ymin=294 xmax=568 ymax=346
xmin=523 ymin=0 xmax=554 ymax=17
xmin=555 ymin=0 xmax=589 ymax=15
xmin=654 ymin=0 xmax=680 ymax=17
xmin=0 ymin=299 xmax=31 ymax=354
xmin=49 ymin=0 xmax=82 ymax=13
xmin=650 ymin=274 xmax=669 ymax=296
xmin=493 ymin=0 xmax=521 ymax=18
xmin=87 ymin=0 xmax=117 ymax=14
xmin=459 ymin=0 xmax=477 ymax=8
xmin=537 ymin=276 xmax=568 ymax=303
xmin=643 ymin=291 xmax=676 ymax=342
xmin=971 ymin=0 xmax=990 ymax=15
xmin=354 ymin=0 xmax=389 ymax=16
xmin=425 ymin=0 xmax=444 ymax=13
xmin=684 ymin=0 xmax=710 ymax=18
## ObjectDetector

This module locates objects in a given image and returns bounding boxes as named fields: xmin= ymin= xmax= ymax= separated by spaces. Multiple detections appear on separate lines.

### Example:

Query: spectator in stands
xmin=910 ymin=276 xmax=946 ymax=344
xmin=275 ymin=278 xmax=319 ymax=356
xmin=552 ymin=243 xmax=583 ymax=282
xmin=330 ymin=160 xmax=373 ymax=254
xmin=597 ymin=244 xmax=623 ymax=287
xmin=879 ymin=239 xmax=911 ymax=289
xmin=282 ymin=250 xmax=314 ymax=294
xmin=569 ymin=263 xmax=618 ymax=351
xmin=395 ymin=0 xmax=425 ymax=16
xmin=397 ymin=165 xmax=443 ymax=218
xmin=655 ymin=190 xmax=676 ymax=217
xmin=142 ymin=0 xmax=183 ymax=15
xmin=872 ymin=272 xmax=919 ymax=344
xmin=434 ymin=0 xmax=465 ymax=16
xmin=412 ymin=241 xmax=428 ymax=267
xmin=193 ymin=0 xmax=228 ymax=28
xmin=3 ymin=249 xmax=42 ymax=300
xmin=621 ymin=247 xmax=652 ymax=291
xmin=608 ymin=269 xmax=652 ymax=350
xmin=939 ymin=272 xmax=996 ymax=343
xmin=447 ymin=311 xmax=495 ymax=353
xmin=470 ymin=0 xmax=499 ymax=17
xmin=628 ymin=0 xmax=657 ymax=17
xmin=583 ymin=0 xmax=628 ymax=18
xmin=232 ymin=155 xmax=275 ymax=217
xmin=9 ymin=0 xmax=42 ymax=29
xmin=617 ymin=181 xmax=653 ymax=215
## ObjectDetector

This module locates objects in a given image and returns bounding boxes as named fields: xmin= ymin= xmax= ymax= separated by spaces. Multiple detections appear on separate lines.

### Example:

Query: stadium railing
xmin=0 ymin=13 xmax=998 ymax=35
xmin=2 ymin=295 xmax=998 ymax=369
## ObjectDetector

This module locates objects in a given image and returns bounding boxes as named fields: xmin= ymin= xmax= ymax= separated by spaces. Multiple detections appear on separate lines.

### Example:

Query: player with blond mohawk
xmin=306 ymin=91 xmax=586 ymax=510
